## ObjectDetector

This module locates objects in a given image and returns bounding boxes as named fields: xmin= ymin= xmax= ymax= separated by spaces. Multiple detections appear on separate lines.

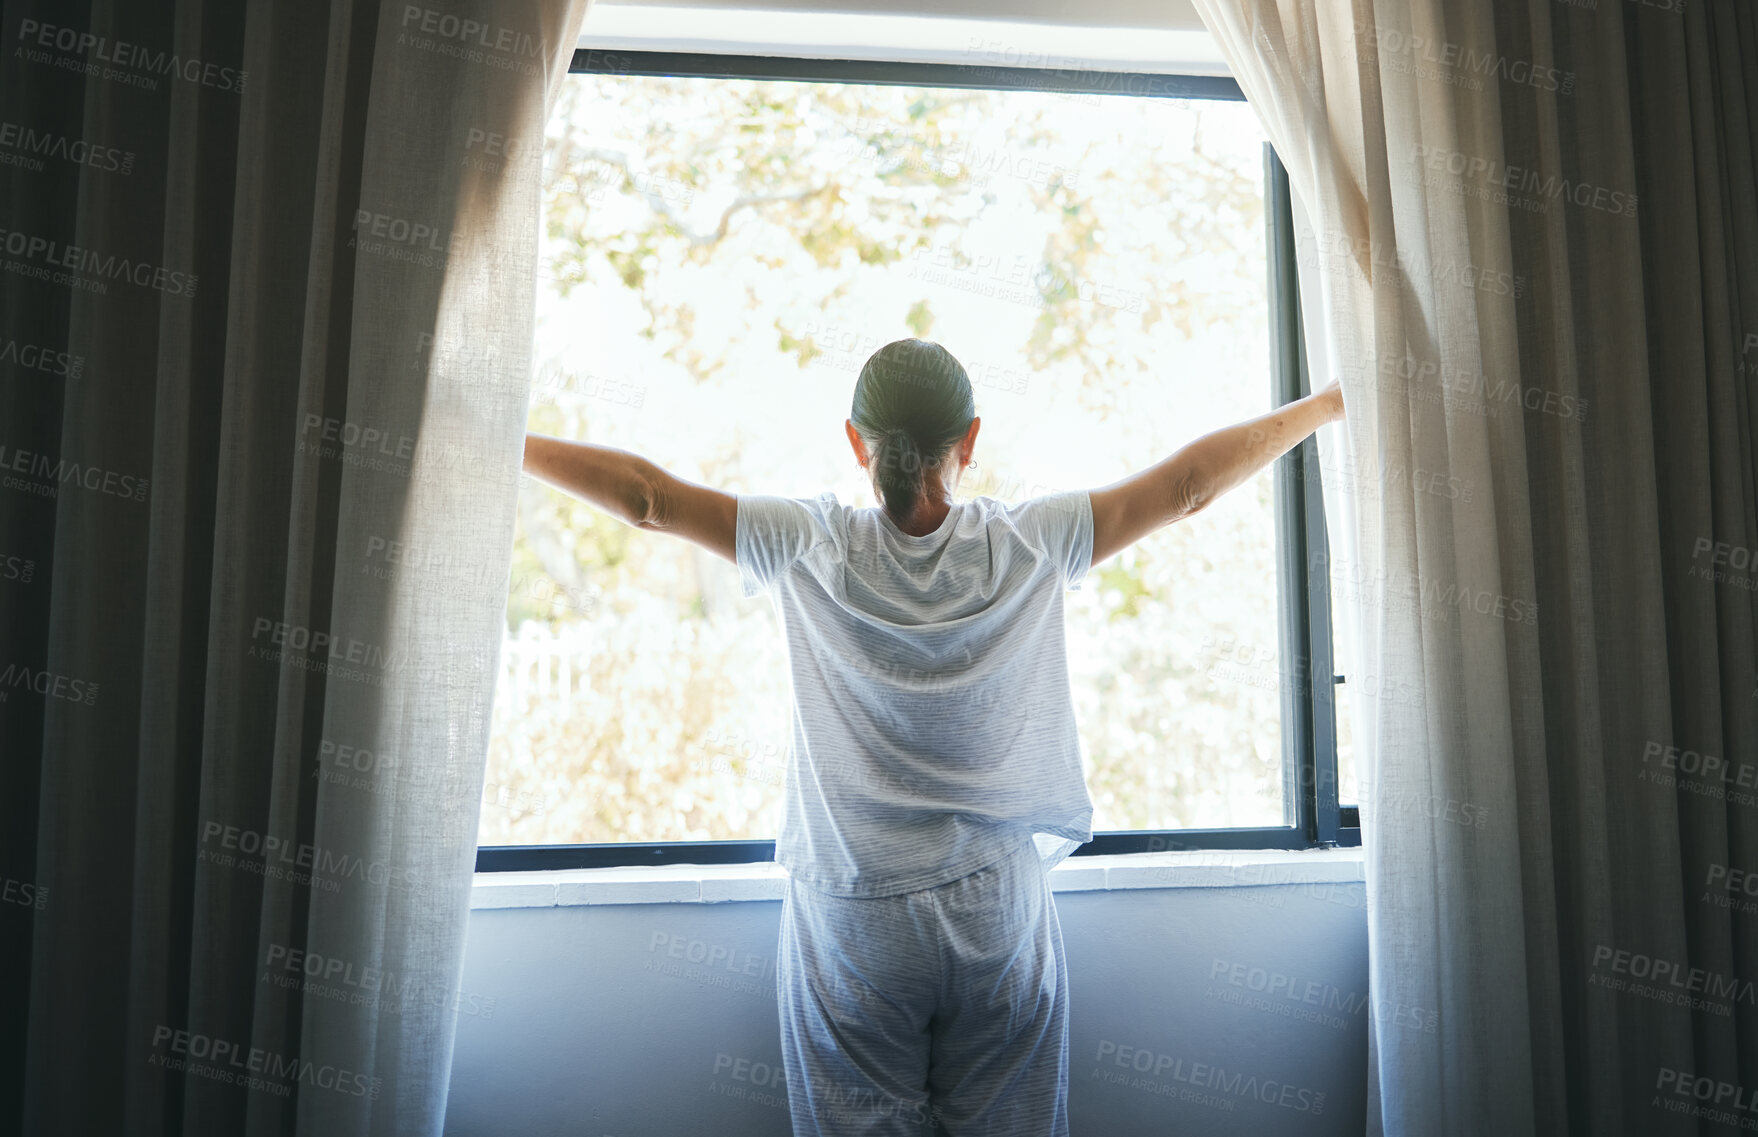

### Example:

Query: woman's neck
xmin=886 ymin=495 xmax=953 ymax=536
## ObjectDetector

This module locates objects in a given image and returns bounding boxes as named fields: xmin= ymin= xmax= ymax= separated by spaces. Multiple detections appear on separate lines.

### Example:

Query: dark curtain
xmin=0 ymin=1 xmax=588 ymax=1134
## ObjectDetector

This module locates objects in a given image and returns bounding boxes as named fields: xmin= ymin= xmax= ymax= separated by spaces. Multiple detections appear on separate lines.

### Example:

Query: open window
xmin=476 ymin=49 xmax=1357 ymax=871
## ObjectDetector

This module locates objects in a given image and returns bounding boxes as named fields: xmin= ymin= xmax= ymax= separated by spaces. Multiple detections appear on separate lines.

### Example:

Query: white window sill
xmin=470 ymin=846 xmax=1365 ymax=909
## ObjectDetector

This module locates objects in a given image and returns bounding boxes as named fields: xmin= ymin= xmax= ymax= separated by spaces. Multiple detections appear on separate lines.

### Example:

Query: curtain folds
xmin=1191 ymin=0 xmax=1757 ymax=1134
xmin=0 ymin=1 xmax=589 ymax=1134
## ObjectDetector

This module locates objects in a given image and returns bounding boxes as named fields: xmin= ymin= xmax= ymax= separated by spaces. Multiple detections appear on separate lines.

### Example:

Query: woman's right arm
xmin=1088 ymin=381 xmax=1344 ymax=565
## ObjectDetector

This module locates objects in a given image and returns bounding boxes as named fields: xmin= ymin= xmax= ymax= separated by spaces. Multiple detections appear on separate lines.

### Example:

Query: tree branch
xmin=697 ymin=186 xmax=827 ymax=247
xmin=570 ymin=145 xmax=827 ymax=249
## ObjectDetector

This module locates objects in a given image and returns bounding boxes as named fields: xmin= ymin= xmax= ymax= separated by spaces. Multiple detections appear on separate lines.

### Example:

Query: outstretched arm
xmin=1088 ymin=381 xmax=1344 ymax=564
xmin=521 ymin=433 xmax=738 ymax=564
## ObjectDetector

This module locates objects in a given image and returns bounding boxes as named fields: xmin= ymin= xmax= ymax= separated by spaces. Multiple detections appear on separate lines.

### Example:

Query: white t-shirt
xmin=735 ymin=489 xmax=1096 ymax=897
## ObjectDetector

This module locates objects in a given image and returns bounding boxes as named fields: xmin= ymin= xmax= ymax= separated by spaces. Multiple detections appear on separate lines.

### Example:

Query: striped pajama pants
xmin=775 ymin=834 xmax=1071 ymax=1136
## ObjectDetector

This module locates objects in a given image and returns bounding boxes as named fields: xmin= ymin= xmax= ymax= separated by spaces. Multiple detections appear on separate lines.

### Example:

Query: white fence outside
xmin=494 ymin=621 xmax=593 ymax=725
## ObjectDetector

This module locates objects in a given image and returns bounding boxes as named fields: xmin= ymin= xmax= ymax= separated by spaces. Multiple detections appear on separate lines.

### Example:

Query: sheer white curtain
xmin=1190 ymin=1 xmax=1758 ymax=1134
xmin=1 ymin=2 xmax=590 ymax=1135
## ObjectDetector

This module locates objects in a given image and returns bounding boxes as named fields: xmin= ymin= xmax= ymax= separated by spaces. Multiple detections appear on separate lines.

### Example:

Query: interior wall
xmin=445 ymin=882 xmax=1369 ymax=1136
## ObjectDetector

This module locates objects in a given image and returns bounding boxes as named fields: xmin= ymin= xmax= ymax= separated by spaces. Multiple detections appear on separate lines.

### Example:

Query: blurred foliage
xmin=479 ymin=77 xmax=1286 ymax=845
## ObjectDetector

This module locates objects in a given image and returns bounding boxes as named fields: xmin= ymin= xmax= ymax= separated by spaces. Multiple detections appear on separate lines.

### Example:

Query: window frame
xmin=476 ymin=48 xmax=1358 ymax=873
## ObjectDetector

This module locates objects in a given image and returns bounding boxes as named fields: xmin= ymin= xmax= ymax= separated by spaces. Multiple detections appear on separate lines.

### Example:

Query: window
xmin=476 ymin=51 xmax=1357 ymax=871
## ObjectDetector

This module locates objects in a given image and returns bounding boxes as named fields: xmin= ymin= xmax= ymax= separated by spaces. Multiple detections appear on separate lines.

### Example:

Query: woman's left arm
xmin=521 ymin=433 xmax=738 ymax=564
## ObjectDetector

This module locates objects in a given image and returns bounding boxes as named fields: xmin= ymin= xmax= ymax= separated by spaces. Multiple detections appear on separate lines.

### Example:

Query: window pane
xmin=478 ymin=75 xmax=1282 ymax=844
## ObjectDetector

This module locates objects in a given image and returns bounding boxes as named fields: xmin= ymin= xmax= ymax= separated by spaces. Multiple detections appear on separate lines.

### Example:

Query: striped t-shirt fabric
xmin=735 ymin=488 xmax=1097 ymax=898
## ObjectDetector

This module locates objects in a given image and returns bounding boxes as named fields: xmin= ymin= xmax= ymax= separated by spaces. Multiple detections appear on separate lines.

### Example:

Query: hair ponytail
xmin=872 ymin=427 xmax=924 ymax=519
